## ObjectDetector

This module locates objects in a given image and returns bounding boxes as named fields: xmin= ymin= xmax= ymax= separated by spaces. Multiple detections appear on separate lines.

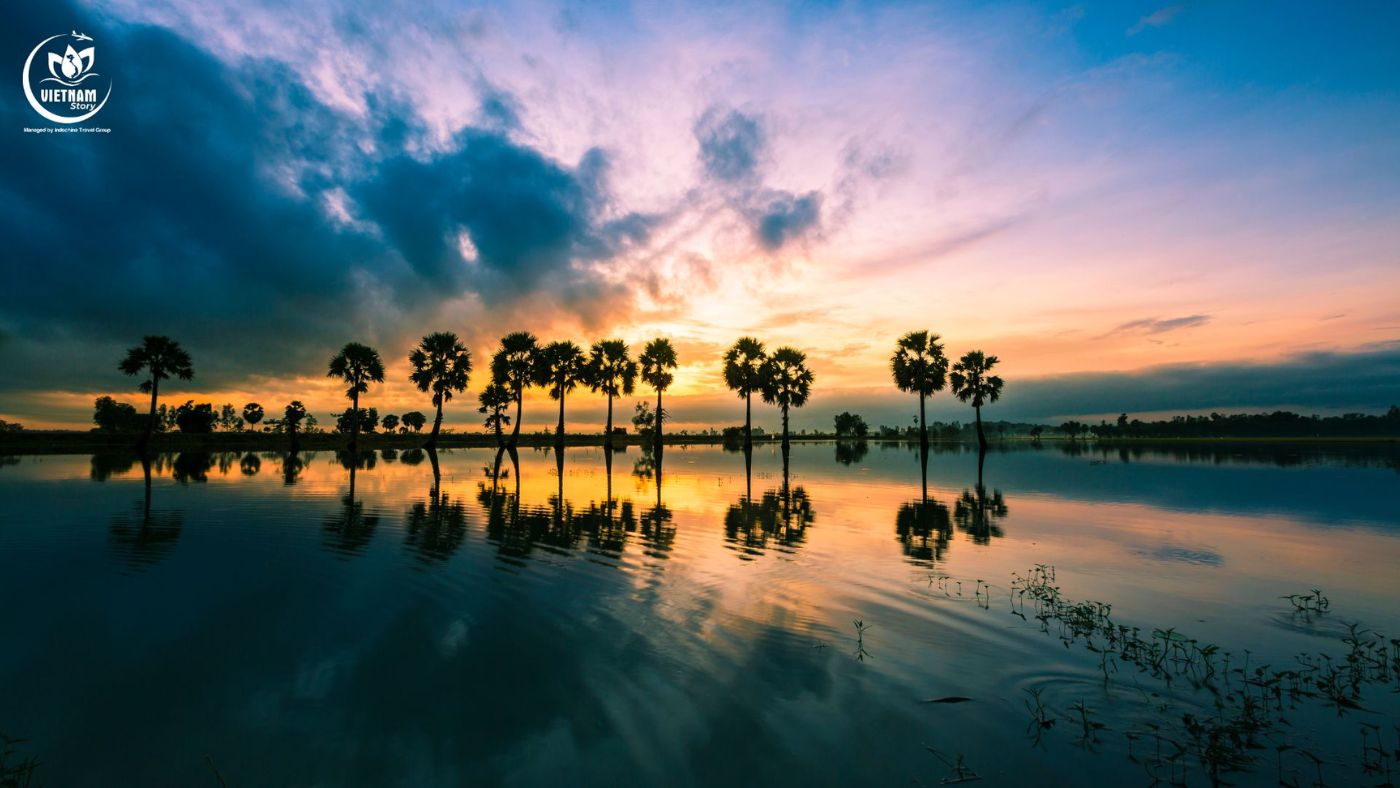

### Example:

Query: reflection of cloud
xmin=1140 ymin=543 xmax=1223 ymax=566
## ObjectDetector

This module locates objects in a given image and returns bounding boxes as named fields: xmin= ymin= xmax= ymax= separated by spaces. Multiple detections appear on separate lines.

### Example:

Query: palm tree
xmin=722 ymin=337 xmax=767 ymax=449
xmin=949 ymin=350 xmax=1004 ymax=451
xmin=535 ymin=340 xmax=586 ymax=443
xmin=638 ymin=338 xmax=678 ymax=454
xmin=891 ymin=330 xmax=949 ymax=449
xmin=242 ymin=402 xmax=265 ymax=431
xmin=409 ymin=331 xmax=472 ymax=448
xmin=119 ymin=335 xmax=194 ymax=447
xmin=586 ymin=339 xmax=638 ymax=448
xmin=327 ymin=342 xmax=386 ymax=449
xmin=760 ymin=346 xmax=814 ymax=452
xmin=490 ymin=332 xmax=539 ymax=448
xmin=478 ymin=382 xmax=512 ymax=446
xmin=284 ymin=400 xmax=307 ymax=451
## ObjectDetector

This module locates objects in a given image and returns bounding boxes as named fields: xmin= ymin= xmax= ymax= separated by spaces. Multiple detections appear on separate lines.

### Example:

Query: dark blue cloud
xmin=0 ymin=0 xmax=651 ymax=393
xmin=694 ymin=108 xmax=764 ymax=183
xmin=755 ymin=191 xmax=822 ymax=251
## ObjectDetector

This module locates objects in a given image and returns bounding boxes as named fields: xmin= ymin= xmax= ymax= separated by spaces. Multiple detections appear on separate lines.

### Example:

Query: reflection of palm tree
xmin=405 ymin=451 xmax=468 ymax=563
xmin=491 ymin=333 xmax=540 ymax=449
xmin=639 ymin=338 xmax=678 ymax=455
xmin=239 ymin=452 xmax=261 ymax=476
xmin=586 ymin=340 xmax=638 ymax=449
xmin=953 ymin=485 xmax=1008 ymax=545
xmin=639 ymin=450 xmax=674 ymax=558
xmin=327 ymin=342 xmax=386 ymax=450
xmin=409 ymin=332 xmax=472 ymax=449
xmin=891 ymin=330 xmax=949 ymax=450
xmin=535 ymin=340 xmax=586 ymax=443
xmin=896 ymin=498 xmax=951 ymax=564
xmin=724 ymin=449 xmax=815 ymax=556
xmin=119 ymin=335 xmax=194 ymax=447
xmin=760 ymin=347 xmax=814 ymax=454
xmin=323 ymin=458 xmax=380 ymax=557
xmin=108 ymin=456 xmax=183 ymax=572
xmin=171 ymin=452 xmax=214 ymax=484
xmin=723 ymin=337 xmax=766 ymax=450
xmin=282 ymin=451 xmax=304 ymax=485
xmin=949 ymin=350 xmax=1004 ymax=451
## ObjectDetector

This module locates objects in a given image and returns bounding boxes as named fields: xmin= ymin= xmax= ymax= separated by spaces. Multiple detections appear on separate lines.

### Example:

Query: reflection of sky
xmin=1 ymin=445 xmax=1398 ymax=783
xmin=4 ymin=1 xmax=1400 ymax=428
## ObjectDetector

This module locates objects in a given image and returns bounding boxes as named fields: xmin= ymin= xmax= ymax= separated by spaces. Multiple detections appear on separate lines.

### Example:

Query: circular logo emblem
xmin=22 ymin=31 xmax=113 ymax=124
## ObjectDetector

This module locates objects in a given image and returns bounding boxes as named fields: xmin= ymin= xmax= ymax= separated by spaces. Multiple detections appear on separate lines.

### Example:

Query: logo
xmin=23 ymin=30 xmax=112 ymax=124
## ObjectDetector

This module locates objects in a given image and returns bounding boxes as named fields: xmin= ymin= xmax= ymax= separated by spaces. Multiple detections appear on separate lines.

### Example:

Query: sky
xmin=2 ymin=0 xmax=1399 ymax=433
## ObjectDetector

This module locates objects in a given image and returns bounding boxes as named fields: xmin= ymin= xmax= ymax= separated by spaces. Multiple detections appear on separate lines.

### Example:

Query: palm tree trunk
xmin=429 ymin=396 xmax=443 ymax=448
xmin=919 ymin=392 xmax=927 ymax=449
xmin=655 ymin=389 xmax=663 ymax=456
xmin=350 ymin=390 xmax=361 ymax=450
xmin=975 ymin=404 xmax=986 ymax=451
xmin=142 ymin=379 xmax=159 ymax=447
xmin=556 ymin=385 xmax=566 ymax=443
xmin=781 ymin=405 xmax=790 ymax=452
xmin=289 ymin=422 xmax=299 ymax=453
xmin=605 ymin=394 xmax=614 ymax=449
xmin=509 ymin=389 xmax=523 ymax=447
xmin=744 ymin=392 xmax=752 ymax=449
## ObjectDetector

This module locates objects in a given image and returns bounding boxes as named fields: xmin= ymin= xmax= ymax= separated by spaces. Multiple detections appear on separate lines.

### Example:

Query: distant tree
xmin=1029 ymin=425 xmax=1044 ymax=443
xmin=93 ymin=396 xmax=142 ymax=433
xmin=639 ymin=338 xmax=678 ymax=453
xmin=890 ymin=330 xmax=949 ymax=448
xmin=477 ymin=383 xmax=511 ymax=444
xmin=327 ymin=342 xmax=385 ymax=448
xmin=173 ymin=401 xmax=216 ymax=434
xmin=1117 ymin=413 xmax=1129 ymax=434
xmin=723 ymin=337 xmax=767 ymax=450
xmin=586 ymin=339 xmax=638 ymax=448
xmin=535 ymin=340 xmax=586 ymax=442
xmin=833 ymin=411 xmax=868 ymax=438
xmin=382 ymin=413 xmax=400 ymax=433
xmin=119 ymin=335 xmax=194 ymax=446
xmin=217 ymin=404 xmax=240 ymax=431
xmin=490 ymin=332 xmax=539 ymax=448
xmin=243 ymin=402 xmax=265 ymax=431
xmin=409 ymin=331 xmax=472 ymax=448
xmin=760 ymin=347 xmax=814 ymax=451
xmin=632 ymin=401 xmax=655 ymax=438
xmin=399 ymin=411 xmax=425 ymax=433
xmin=949 ymin=350 xmax=1004 ymax=451
xmin=284 ymin=401 xmax=307 ymax=447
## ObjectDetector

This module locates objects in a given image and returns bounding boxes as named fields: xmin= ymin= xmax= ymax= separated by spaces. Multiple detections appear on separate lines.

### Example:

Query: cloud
xmin=0 ymin=0 xmax=657 ymax=394
xmin=694 ymin=107 xmax=766 ymax=184
xmin=1104 ymin=314 xmax=1210 ymax=337
xmin=1128 ymin=4 xmax=1187 ymax=35
xmin=754 ymin=191 xmax=822 ymax=251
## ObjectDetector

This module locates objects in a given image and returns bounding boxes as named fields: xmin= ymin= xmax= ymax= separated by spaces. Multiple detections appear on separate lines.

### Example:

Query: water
xmin=1 ymin=442 xmax=1397 ymax=786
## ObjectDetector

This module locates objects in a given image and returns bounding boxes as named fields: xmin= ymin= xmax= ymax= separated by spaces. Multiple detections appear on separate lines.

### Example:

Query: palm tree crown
xmin=586 ymin=340 xmax=638 ymax=398
xmin=722 ymin=337 xmax=766 ymax=397
xmin=409 ymin=332 xmax=472 ymax=407
xmin=119 ymin=335 xmax=194 ymax=393
xmin=639 ymin=338 xmax=678 ymax=393
xmin=536 ymin=341 xmax=587 ymax=401
xmin=490 ymin=332 xmax=539 ymax=446
xmin=760 ymin=347 xmax=814 ymax=412
xmin=327 ymin=342 xmax=386 ymax=400
xmin=949 ymin=351 xmax=1003 ymax=408
xmin=891 ymin=330 xmax=948 ymax=397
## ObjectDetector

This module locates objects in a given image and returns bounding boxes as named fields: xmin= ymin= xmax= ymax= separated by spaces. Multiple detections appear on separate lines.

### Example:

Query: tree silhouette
xmin=722 ymin=337 xmax=767 ymax=450
xmin=478 ymin=382 xmax=512 ymax=445
xmin=490 ymin=332 xmax=539 ymax=448
xmin=242 ymin=402 xmax=265 ymax=431
xmin=409 ymin=331 xmax=472 ymax=448
xmin=283 ymin=400 xmax=307 ymax=450
xmin=949 ymin=350 xmax=1004 ymax=451
xmin=760 ymin=346 xmax=814 ymax=453
xmin=586 ymin=339 xmax=638 ymax=448
xmin=891 ymin=330 xmax=949 ymax=449
xmin=535 ymin=340 xmax=586 ymax=443
xmin=381 ymin=413 xmax=400 ymax=432
xmin=326 ymin=342 xmax=385 ymax=450
xmin=401 ymin=411 xmax=426 ymax=433
xmin=639 ymin=338 xmax=678 ymax=455
xmin=119 ymin=335 xmax=194 ymax=447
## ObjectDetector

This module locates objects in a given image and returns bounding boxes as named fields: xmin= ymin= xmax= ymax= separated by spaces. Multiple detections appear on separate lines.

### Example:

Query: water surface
xmin=2 ymin=442 xmax=1397 ymax=786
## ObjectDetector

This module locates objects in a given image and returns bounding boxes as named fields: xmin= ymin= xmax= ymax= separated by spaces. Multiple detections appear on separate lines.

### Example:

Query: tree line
xmin=93 ymin=330 xmax=1007 ymax=450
